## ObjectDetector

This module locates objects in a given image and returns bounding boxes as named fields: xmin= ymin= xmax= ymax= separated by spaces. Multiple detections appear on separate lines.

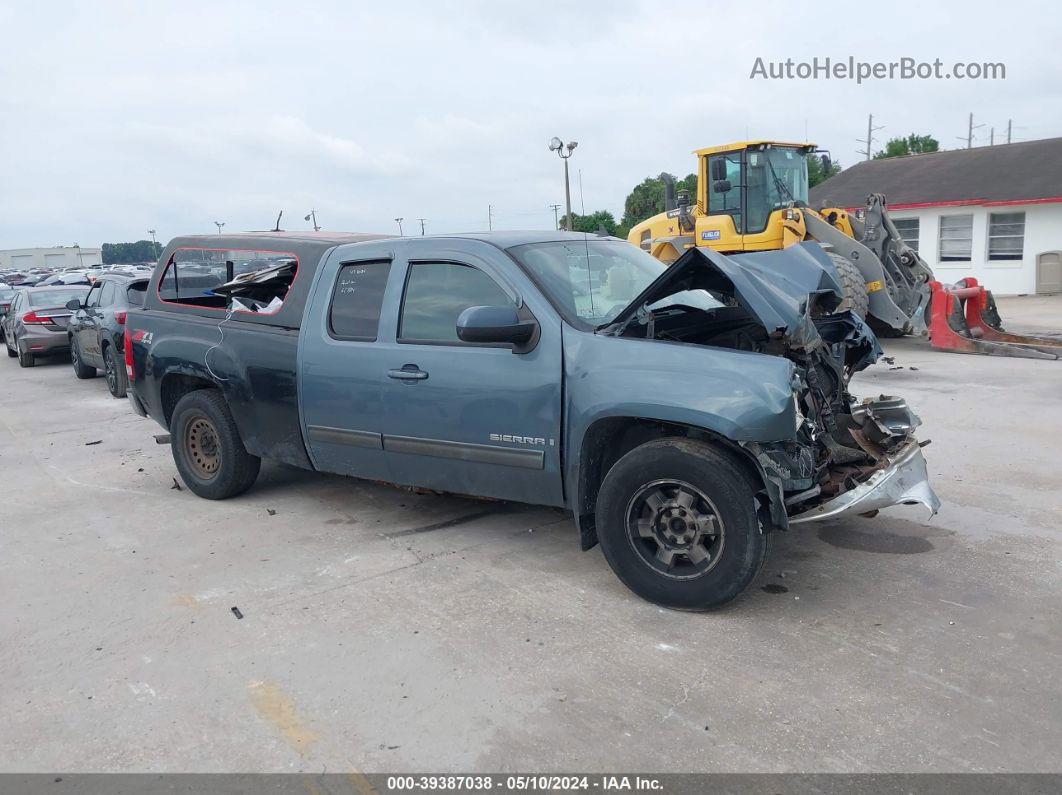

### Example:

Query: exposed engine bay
xmin=600 ymin=242 xmax=940 ymax=528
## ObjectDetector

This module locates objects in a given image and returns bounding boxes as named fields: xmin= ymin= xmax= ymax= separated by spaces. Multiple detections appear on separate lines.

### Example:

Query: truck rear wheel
xmin=595 ymin=438 xmax=770 ymax=610
xmin=170 ymin=389 xmax=261 ymax=499
xmin=828 ymin=253 xmax=870 ymax=320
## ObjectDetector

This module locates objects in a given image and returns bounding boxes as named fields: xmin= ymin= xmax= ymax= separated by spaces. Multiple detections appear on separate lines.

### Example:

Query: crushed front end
xmin=602 ymin=242 xmax=941 ymax=529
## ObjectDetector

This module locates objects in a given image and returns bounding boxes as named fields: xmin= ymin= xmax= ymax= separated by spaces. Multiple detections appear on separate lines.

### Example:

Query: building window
xmin=987 ymin=211 xmax=1025 ymax=261
xmin=893 ymin=218 xmax=920 ymax=252
xmin=938 ymin=214 xmax=973 ymax=262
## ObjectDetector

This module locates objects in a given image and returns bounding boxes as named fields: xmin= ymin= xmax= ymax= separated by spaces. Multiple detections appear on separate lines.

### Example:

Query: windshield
xmin=29 ymin=287 xmax=90 ymax=308
xmin=509 ymin=239 xmax=722 ymax=328
xmin=745 ymin=147 xmax=808 ymax=232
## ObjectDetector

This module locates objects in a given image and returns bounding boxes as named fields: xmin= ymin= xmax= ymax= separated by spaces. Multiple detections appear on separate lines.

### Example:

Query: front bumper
xmin=788 ymin=440 xmax=940 ymax=525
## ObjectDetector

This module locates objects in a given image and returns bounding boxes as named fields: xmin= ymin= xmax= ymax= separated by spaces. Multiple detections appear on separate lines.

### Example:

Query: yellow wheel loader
xmin=627 ymin=141 xmax=935 ymax=336
xmin=626 ymin=141 xmax=1062 ymax=358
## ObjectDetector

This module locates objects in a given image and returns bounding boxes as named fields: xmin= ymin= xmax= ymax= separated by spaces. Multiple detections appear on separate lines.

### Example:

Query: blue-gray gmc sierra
xmin=125 ymin=230 xmax=939 ymax=609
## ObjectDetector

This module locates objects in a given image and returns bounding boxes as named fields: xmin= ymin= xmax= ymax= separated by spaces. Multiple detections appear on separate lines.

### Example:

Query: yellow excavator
xmin=627 ymin=141 xmax=934 ymax=335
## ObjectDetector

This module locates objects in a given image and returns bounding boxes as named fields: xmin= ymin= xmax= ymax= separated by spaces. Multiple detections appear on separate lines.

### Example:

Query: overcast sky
xmin=0 ymin=0 xmax=1056 ymax=248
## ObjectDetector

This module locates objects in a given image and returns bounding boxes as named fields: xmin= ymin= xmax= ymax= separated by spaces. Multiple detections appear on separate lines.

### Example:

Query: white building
xmin=810 ymin=137 xmax=1062 ymax=295
xmin=0 ymin=246 xmax=103 ymax=272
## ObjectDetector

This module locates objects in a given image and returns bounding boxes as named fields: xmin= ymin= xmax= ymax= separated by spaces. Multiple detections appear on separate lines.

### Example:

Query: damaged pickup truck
xmin=126 ymin=231 xmax=939 ymax=609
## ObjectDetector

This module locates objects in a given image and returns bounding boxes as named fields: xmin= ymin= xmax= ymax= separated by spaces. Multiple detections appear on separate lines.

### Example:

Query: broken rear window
xmin=157 ymin=248 xmax=299 ymax=315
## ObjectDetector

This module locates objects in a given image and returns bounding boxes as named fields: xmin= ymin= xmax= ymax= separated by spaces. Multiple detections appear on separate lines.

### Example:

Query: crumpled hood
xmin=606 ymin=242 xmax=841 ymax=337
xmin=603 ymin=241 xmax=881 ymax=370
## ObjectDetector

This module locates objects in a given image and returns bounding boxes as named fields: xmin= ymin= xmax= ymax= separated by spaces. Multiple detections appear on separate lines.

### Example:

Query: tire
xmin=71 ymin=337 xmax=97 ymax=379
xmin=595 ymin=438 xmax=771 ymax=610
xmin=18 ymin=348 xmax=35 ymax=368
xmin=5 ymin=337 xmax=15 ymax=358
xmin=170 ymin=389 xmax=261 ymax=499
xmin=103 ymin=344 xmax=126 ymax=397
xmin=828 ymin=253 xmax=870 ymax=320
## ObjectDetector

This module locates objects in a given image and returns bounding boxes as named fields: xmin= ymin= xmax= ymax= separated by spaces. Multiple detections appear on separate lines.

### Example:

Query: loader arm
xmin=800 ymin=209 xmax=924 ymax=333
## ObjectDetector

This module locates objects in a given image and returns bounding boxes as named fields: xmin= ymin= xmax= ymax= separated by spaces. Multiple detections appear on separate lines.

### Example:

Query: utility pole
xmin=990 ymin=128 xmax=995 ymax=146
xmin=856 ymin=114 xmax=884 ymax=160
xmin=148 ymin=229 xmax=157 ymax=260
xmin=548 ymin=137 xmax=578 ymax=229
xmin=417 ymin=218 xmax=426 ymax=235
xmin=214 ymin=221 xmax=225 ymax=234
xmin=488 ymin=204 xmax=494 ymax=231
xmin=959 ymin=112 xmax=984 ymax=149
xmin=578 ymin=168 xmax=585 ymax=215
xmin=1007 ymin=119 xmax=1012 ymax=144
xmin=394 ymin=217 xmax=404 ymax=236
xmin=549 ymin=204 xmax=562 ymax=230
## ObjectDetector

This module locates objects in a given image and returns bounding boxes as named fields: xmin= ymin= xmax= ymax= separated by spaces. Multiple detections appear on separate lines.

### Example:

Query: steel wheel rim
xmin=183 ymin=415 xmax=221 ymax=479
xmin=624 ymin=479 xmax=725 ymax=580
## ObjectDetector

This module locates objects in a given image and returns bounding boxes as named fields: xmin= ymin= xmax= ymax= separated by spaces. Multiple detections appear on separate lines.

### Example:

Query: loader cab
xmin=696 ymin=142 xmax=813 ymax=252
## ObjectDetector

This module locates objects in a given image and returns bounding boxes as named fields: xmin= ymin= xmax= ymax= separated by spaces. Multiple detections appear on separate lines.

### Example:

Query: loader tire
xmin=828 ymin=253 xmax=870 ymax=320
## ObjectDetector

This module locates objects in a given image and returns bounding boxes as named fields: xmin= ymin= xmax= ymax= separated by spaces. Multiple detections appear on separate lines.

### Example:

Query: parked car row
xmin=2 ymin=271 xmax=149 ymax=397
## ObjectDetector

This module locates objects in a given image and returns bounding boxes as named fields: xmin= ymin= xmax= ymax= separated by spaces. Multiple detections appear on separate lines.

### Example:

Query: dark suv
xmin=67 ymin=272 xmax=149 ymax=397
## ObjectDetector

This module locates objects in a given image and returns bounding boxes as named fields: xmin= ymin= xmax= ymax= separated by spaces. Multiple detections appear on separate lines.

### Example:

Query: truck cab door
xmin=374 ymin=239 xmax=565 ymax=507
xmin=298 ymin=241 xmax=398 ymax=483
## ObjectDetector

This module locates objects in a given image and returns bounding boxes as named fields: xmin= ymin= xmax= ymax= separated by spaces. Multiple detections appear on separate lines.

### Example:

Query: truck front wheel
xmin=595 ymin=438 xmax=770 ymax=610
xmin=170 ymin=389 xmax=261 ymax=499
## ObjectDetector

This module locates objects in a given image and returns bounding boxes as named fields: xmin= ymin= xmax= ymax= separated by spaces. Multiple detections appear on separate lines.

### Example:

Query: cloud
xmin=0 ymin=0 xmax=1056 ymax=246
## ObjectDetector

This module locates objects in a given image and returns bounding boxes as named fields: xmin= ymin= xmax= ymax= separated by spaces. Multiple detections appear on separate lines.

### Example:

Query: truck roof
xmin=147 ymin=230 xmax=626 ymax=329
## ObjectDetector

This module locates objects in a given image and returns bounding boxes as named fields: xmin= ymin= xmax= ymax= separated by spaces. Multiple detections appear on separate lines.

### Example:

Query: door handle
xmin=388 ymin=364 xmax=429 ymax=381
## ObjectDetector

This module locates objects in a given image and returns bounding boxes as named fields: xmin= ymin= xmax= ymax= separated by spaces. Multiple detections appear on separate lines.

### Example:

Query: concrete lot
xmin=1 ymin=295 xmax=1060 ymax=773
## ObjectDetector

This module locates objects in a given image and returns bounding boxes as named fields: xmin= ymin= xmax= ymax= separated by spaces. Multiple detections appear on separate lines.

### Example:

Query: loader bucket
xmin=927 ymin=279 xmax=1062 ymax=360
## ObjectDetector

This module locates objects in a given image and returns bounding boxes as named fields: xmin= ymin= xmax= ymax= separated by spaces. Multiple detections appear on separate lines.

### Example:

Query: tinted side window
xmin=399 ymin=262 xmax=513 ymax=344
xmin=126 ymin=282 xmax=147 ymax=307
xmin=86 ymin=282 xmax=104 ymax=307
xmin=328 ymin=262 xmax=391 ymax=341
xmin=100 ymin=281 xmax=118 ymax=306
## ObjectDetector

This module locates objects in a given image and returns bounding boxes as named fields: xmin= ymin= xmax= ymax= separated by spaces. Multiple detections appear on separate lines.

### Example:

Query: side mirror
xmin=712 ymin=179 xmax=732 ymax=194
xmin=820 ymin=154 xmax=832 ymax=174
xmin=676 ymin=189 xmax=691 ymax=207
xmin=456 ymin=305 xmax=536 ymax=346
xmin=710 ymin=158 xmax=727 ymax=181
xmin=65 ymin=298 xmax=82 ymax=311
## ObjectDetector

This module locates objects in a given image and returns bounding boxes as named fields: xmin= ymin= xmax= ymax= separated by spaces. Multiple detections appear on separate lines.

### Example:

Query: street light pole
xmin=548 ymin=137 xmax=578 ymax=230
xmin=148 ymin=229 xmax=158 ymax=261
xmin=394 ymin=217 xmax=404 ymax=236
xmin=304 ymin=210 xmax=320 ymax=231
xmin=214 ymin=221 xmax=225 ymax=234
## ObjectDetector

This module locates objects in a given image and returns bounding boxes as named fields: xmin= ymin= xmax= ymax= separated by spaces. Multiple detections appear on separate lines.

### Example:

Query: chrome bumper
xmin=788 ymin=440 xmax=940 ymax=525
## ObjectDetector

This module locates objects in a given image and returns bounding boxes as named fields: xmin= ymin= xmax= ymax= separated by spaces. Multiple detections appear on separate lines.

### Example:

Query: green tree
xmin=873 ymin=134 xmax=940 ymax=159
xmin=808 ymin=155 xmax=842 ymax=187
xmin=102 ymin=240 xmax=162 ymax=264
xmin=560 ymin=210 xmax=618 ymax=235
xmin=619 ymin=173 xmax=697 ymax=230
